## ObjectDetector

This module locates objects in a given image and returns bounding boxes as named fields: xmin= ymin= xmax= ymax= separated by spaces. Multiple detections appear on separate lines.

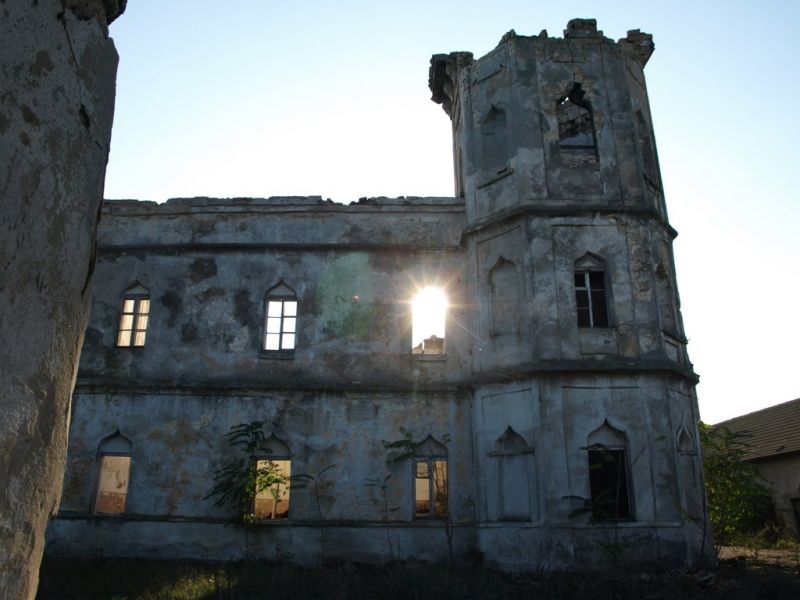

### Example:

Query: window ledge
xmin=413 ymin=353 xmax=447 ymax=363
xmin=259 ymin=350 xmax=295 ymax=360
xmin=579 ymin=327 xmax=618 ymax=355
xmin=477 ymin=167 xmax=513 ymax=189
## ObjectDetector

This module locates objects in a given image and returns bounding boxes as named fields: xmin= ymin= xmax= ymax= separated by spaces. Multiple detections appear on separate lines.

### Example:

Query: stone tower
xmin=429 ymin=19 xmax=710 ymax=566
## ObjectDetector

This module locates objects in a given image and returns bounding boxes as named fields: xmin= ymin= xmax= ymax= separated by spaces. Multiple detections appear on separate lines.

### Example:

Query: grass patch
xmin=37 ymin=556 xmax=800 ymax=600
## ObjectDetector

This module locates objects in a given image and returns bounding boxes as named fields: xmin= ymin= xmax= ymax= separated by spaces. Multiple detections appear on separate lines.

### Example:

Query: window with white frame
xmin=116 ymin=283 xmax=150 ymax=347
xmin=574 ymin=253 xmax=609 ymax=328
xmin=264 ymin=282 xmax=297 ymax=351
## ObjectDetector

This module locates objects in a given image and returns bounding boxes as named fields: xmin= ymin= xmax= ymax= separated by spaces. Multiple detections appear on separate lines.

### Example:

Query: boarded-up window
xmin=117 ymin=283 xmax=150 ymax=347
xmin=490 ymin=426 xmax=535 ymax=521
xmin=94 ymin=431 xmax=133 ymax=515
xmin=264 ymin=282 xmax=297 ymax=351
xmin=489 ymin=258 xmax=519 ymax=337
xmin=587 ymin=421 xmax=632 ymax=521
xmin=95 ymin=456 xmax=131 ymax=515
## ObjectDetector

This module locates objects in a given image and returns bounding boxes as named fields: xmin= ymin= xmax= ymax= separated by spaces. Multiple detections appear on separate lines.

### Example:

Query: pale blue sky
xmin=105 ymin=1 xmax=799 ymax=423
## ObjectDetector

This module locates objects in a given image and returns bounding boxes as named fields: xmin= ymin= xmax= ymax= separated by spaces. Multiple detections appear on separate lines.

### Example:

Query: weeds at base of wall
xmin=37 ymin=555 xmax=800 ymax=600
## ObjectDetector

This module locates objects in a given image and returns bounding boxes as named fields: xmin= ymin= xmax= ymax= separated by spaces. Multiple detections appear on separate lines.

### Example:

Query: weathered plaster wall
xmin=0 ymin=1 xmax=123 ymax=597
xmin=77 ymin=197 xmax=469 ymax=389
xmin=46 ymin=18 xmax=711 ymax=571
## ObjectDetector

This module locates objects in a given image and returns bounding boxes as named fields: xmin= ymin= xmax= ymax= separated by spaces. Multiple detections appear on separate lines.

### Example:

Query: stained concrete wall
xmin=0 ymin=1 xmax=123 ymax=598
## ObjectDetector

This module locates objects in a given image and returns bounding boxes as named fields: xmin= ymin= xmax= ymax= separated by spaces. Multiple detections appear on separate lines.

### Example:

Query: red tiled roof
xmin=713 ymin=398 xmax=800 ymax=461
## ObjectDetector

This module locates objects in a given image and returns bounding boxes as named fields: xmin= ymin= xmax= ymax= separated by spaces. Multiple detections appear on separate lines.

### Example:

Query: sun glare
xmin=412 ymin=286 xmax=449 ymax=350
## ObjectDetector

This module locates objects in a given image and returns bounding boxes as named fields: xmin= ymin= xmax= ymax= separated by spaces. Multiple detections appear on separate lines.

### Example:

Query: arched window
xmin=557 ymin=83 xmax=597 ymax=162
xmin=587 ymin=420 xmax=632 ymax=521
xmin=116 ymin=283 xmax=150 ymax=347
xmin=264 ymin=282 xmax=297 ymax=351
xmin=414 ymin=435 xmax=448 ymax=518
xmin=489 ymin=257 xmax=519 ymax=337
xmin=253 ymin=435 xmax=291 ymax=520
xmin=574 ymin=253 xmax=609 ymax=328
xmin=94 ymin=430 xmax=132 ymax=515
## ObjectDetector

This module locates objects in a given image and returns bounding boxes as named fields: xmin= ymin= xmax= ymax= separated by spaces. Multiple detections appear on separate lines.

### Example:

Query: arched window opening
xmin=264 ymin=282 xmax=297 ymax=351
xmin=95 ymin=430 xmax=132 ymax=515
xmin=557 ymin=83 xmax=597 ymax=162
xmin=489 ymin=258 xmax=519 ymax=337
xmin=411 ymin=287 xmax=448 ymax=355
xmin=414 ymin=435 xmax=448 ymax=518
xmin=254 ymin=434 xmax=291 ymax=520
xmin=574 ymin=253 xmax=609 ymax=328
xmin=117 ymin=283 xmax=150 ymax=347
xmin=587 ymin=420 xmax=632 ymax=521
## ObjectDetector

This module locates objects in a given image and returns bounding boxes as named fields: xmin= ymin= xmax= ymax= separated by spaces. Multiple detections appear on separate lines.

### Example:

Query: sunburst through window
xmin=411 ymin=286 xmax=448 ymax=355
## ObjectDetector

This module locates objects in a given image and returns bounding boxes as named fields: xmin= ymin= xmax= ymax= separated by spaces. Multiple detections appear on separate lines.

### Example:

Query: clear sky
xmin=105 ymin=1 xmax=799 ymax=423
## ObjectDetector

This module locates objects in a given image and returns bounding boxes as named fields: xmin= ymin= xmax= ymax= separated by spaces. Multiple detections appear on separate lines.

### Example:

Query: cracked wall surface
xmin=0 ymin=1 xmax=124 ymax=598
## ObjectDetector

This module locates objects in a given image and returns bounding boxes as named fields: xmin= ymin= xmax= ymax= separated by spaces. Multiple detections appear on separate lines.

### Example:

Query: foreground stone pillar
xmin=0 ymin=1 xmax=124 ymax=597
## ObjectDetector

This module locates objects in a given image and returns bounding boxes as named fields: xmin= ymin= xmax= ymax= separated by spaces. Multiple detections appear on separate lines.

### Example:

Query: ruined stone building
xmin=45 ymin=19 xmax=711 ymax=570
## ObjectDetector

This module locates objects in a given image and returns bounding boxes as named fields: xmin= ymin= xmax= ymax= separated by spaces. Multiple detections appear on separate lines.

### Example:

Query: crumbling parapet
xmin=0 ymin=1 xmax=123 ymax=598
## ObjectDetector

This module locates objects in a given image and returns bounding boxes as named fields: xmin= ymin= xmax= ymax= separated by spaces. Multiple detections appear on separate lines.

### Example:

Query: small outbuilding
xmin=714 ymin=398 xmax=800 ymax=535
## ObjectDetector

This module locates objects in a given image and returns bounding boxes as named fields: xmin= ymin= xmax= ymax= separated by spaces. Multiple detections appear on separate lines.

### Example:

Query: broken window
xmin=264 ymin=282 xmax=297 ymax=351
xmin=557 ymin=83 xmax=597 ymax=162
xmin=411 ymin=286 xmax=448 ymax=354
xmin=254 ymin=435 xmax=291 ymax=520
xmin=587 ymin=421 xmax=632 ymax=521
xmin=94 ymin=431 xmax=132 ymax=515
xmin=116 ymin=283 xmax=150 ymax=347
xmin=574 ymin=253 xmax=609 ymax=328
xmin=414 ymin=435 xmax=448 ymax=518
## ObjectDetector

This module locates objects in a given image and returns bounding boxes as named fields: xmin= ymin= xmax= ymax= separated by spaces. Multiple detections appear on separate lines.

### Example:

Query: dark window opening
xmin=557 ymin=83 xmax=597 ymax=162
xmin=575 ymin=270 xmax=609 ymax=328
xmin=588 ymin=446 xmax=631 ymax=521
